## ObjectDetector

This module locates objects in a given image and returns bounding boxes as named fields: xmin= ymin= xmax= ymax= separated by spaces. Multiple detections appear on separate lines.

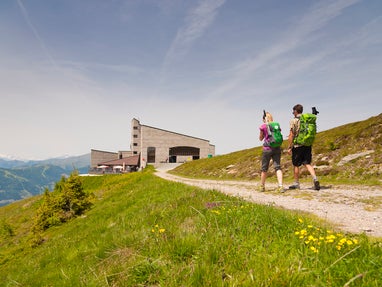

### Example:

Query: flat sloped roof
xmin=100 ymin=155 xmax=140 ymax=166
xmin=141 ymin=123 xmax=212 ymax=143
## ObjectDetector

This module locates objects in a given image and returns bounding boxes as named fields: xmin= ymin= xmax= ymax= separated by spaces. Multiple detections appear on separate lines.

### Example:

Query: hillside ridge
xmin=171 ymin=113 xmax=382 ymax=185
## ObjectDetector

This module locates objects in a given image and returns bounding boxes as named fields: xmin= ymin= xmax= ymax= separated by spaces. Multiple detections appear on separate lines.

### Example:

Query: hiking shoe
xmin=258 ymin=185 xmax=265 ymax=192
xmin=277 ymin=186 xmax=286 ymax=193
xmin=289 ymin=183 xmax=300 ymax=190
xmin=314 ymin=180 xmax=320 ymax=191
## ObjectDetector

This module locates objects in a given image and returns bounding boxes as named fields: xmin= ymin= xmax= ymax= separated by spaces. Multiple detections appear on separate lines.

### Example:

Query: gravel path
xmin=155 ymin=170 xmax=382 ymax=238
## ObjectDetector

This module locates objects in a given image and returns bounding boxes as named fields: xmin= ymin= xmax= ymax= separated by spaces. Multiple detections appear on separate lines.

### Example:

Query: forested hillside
xmin=0 ymin=154 xmax=90 ymax=206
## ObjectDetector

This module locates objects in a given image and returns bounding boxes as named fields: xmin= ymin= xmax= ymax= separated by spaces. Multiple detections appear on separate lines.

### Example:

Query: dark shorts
xmin=292 ymin=146 xmax=312 ymax=167
xmin=261 ymin=147 xmax=281 ymax=172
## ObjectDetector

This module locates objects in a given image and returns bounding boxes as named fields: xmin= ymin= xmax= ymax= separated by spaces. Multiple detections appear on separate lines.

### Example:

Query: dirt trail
xmin=155 ymin=170 xmax=382 ymax=238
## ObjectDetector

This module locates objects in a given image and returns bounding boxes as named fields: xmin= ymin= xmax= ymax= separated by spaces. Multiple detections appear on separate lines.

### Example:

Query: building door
xmin=147 ymin=147 xmax=156 ymax=163
xmin=169 ymin=155 xmax=177 ymax=163
xmin=169 ymin=146 xmax=200 ymax=162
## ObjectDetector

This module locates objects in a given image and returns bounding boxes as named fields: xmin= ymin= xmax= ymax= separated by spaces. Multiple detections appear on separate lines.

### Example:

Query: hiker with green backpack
xmin=259 ymin=111 xmax=285 ymax=193
xmin=287 ymin=104 xmax=320 ymax=191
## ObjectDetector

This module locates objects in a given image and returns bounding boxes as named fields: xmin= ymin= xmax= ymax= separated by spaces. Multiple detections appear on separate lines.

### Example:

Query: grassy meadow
xmin=1 ymin=167 xmax=381 ymax=286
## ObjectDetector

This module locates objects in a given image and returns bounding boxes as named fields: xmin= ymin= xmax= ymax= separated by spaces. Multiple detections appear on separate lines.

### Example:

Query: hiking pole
xmin=263 ymin=110 xmax=272 ymax=139
xmin=263 ymin=110 xmax=267 ymax=123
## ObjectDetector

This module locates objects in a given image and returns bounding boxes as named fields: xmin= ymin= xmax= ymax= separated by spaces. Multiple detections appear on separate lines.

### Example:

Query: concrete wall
xmin=90 ymin=149 xmax=118 ymax=168
xmin=92 ymin=119 xmax=215 ymax=167
xmin=130 ymin=119 xmax=215 ymax=166
xmin=131 ymin=118 xmax=141 ymax=156
xmin=140 ymin=125 xmax=214 ymax=163
xmin=118 ymin=151 xmax=133 ymax=158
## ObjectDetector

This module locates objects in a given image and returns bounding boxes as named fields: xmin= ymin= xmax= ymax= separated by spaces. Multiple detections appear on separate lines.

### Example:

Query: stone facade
xmin=90 ymin=149 xmax=132 ymax=168
xmin=90 ymin=149 xmax=117 ymax=168
xmin=91 ymin=119 xmax=215 ymax=168
xmin=130 ymin=118 xmax=215 ymax=166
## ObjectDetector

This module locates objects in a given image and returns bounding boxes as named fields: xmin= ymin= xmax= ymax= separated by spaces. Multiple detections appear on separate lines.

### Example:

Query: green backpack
xmin=266 ymin=122 xmax=283 ymax=148
xmin=294 ymin=113 xmax=317 ymax=146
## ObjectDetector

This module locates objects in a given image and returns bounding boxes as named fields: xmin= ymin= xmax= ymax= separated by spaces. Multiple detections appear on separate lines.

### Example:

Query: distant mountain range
xmin=0 ymin=154 xmax=90 ymax=207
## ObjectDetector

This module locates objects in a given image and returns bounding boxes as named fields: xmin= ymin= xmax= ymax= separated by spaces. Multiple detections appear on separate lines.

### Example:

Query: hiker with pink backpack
xmin=259 ymin=111 xmax=285 ymax=193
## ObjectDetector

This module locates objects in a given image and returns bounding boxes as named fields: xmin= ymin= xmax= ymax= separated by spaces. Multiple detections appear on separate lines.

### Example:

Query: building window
xmin=133 ymin=143 xmax=138 ymax=146
xmin=147 ymin=147 xmax=156 ymax=163
xmin=133 ymin=126 xmax=139 ymax=130
xmin=133 ymin=134 xmax=138 ymax=138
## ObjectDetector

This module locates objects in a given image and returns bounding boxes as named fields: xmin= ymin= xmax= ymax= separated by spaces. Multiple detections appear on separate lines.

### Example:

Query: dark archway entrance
xmin=169 ymin=146 xmax=200 ymax=163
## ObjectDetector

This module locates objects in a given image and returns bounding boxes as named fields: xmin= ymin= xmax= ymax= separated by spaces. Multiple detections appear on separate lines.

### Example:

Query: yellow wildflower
xmin=310 ymin=246 xmax=319 ymax=253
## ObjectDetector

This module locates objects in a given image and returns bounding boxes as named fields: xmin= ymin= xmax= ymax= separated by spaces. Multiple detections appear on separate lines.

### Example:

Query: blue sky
xmin=1 ymin=0 xmax=381 ymax=160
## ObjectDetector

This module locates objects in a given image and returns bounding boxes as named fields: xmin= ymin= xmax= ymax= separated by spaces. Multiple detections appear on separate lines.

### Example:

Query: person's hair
xmin=293 ymin=104 xmax=303 ymax=114
xmin=264 ymin=112 xmax=273 ymax=122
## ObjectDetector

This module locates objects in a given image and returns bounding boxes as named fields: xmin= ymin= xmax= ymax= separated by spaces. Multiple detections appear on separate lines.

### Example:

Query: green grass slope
xmin=172 ymin=113 xmax=382 ymax=185
xmin=1 ymin=168 xmax=381 ymax=286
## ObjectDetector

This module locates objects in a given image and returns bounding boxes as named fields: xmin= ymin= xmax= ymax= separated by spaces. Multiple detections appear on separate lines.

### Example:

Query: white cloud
xmin=161 ymin=0 xmax=226 ymax=77
xmin=16 ymin=0 xmax=58 ymax=69
xmin=1 ymin=0 xmax=380 ymax=159
xmin=207 ymin=0 xmax=362 ymax=100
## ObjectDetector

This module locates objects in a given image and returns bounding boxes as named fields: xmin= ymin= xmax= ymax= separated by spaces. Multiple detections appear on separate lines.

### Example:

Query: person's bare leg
xmin=305 ymin=164 xmax=320 ymax=190
xmin=261 ymin=171 xmax=267 ymax=186
xmin=305 ymin=164 xmax=316 ymax=178
xmin=276 ymin=169 xmax=283 ymax=186
xmin=294 ymin=166 xmax=300 ymax=182
xmin=289 ymin=166 xmax=300 ymax=189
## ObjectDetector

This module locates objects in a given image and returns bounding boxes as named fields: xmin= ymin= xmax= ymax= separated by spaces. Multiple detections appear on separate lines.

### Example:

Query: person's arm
xmin=288 ymin=120 xmax=295 ymax=153
xmin=259 ymin=128 xmax=265 ymax=141
xmin=288 ymin=129 xmax=294 ymax=151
